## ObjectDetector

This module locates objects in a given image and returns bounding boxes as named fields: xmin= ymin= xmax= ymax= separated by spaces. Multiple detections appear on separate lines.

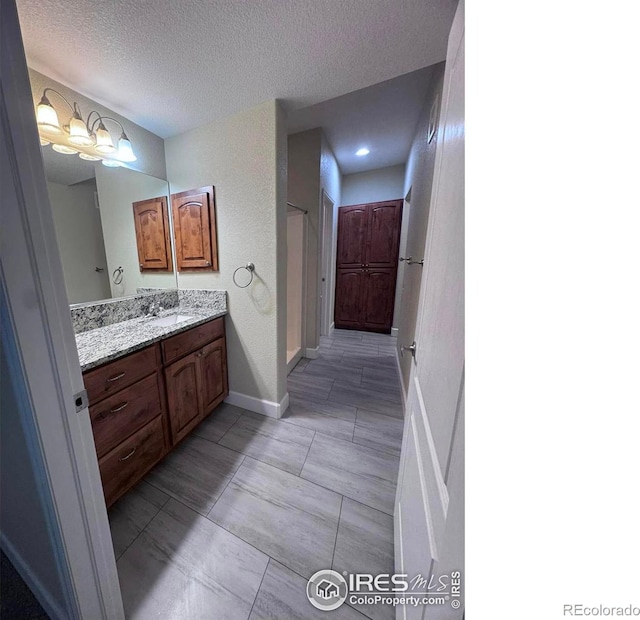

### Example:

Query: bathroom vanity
xmin=75 ymin=290 xmax=228 ymax=507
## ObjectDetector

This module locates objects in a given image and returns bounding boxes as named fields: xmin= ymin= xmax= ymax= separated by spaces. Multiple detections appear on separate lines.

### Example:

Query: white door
xmin=394 ymin=2 xmax=465 ymax=619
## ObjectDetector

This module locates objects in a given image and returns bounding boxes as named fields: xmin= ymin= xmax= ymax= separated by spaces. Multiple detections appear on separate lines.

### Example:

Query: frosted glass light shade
xmin=52 ymin=144 xmax=79 ymax=154
xmin=68 ymin=117 xmax=94 ymax=146
xmin=102 ymin=159 xmax=122 ymax=167
xmin=117 ymin=135 xmax=137 ymax=162
xmin=95 ymin=126 xmax=116 ymax=153
xmin=79 ymin=152 xmax=101 ymax=161
xmin=37 ymin=101 xmax=62 ymax=134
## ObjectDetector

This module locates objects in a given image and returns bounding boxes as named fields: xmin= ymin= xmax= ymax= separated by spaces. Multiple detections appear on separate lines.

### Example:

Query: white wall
xmin=287 ymin=128 xmax=342 ymax=349
xmin=341 ymin=164 xmax=405 ymax=206
xmin=166 ymin=100 xmax=288 ymax=408
xmin=47 ymin=180 xmax=111 ymax=304
xmin=288 ymin=129 xmax=321 ymax=350
xmin=320 ymin=133 xmax=342 ymax=336
xmin=397 ymin=62 xmax=446 ymax=390
xmin=95 ymin=166 xmax=176 ymax=298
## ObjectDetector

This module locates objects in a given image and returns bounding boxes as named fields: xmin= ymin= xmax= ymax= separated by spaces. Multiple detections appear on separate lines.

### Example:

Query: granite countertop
xmin=76 ymin=306 xmax=227 ymax=371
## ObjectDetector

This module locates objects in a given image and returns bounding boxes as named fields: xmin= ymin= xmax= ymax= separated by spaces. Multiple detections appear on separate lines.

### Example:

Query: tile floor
xmin=109 ymin=329 xmax=404 ymax=620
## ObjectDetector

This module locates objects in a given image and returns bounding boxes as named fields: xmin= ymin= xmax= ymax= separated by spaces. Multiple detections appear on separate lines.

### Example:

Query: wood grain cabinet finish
xmin=163 ymin=319 xmax=229 ymax=444
xmin=84 ymin=345 xmax=160 ymax=406
xmin=132 ymin=196 xmax=173 ymax=272
xmin=164 ymin=352 xmax=202 ymax=443
xmin=171 ymin=186 xmax=219 ymax=272
xmin=98 ymin=416 xmax=165 ymax=507
xmin=84 ymin=318 xmax=228 ymax=507
xmin=89 ymin=373 xmax=163 ymax=459
xmin=335 ymin=200 xmax=403 ymax=333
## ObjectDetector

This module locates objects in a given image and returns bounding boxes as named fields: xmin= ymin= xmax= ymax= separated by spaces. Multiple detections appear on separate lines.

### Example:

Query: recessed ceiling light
xmin=356 ymin=148 xmax=370 ymax=156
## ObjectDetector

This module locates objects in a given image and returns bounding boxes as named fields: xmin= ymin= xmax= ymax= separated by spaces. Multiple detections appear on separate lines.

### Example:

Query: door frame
xmin=319 ymin=189 xmax=335 ymax=336
xmin=1 ymin=2 xmax=124 ymax=617
xmin=286 ymin=208 xmax=307 ymax=372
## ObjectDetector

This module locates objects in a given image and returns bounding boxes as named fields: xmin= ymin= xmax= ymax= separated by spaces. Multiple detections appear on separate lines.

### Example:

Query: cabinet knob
xmin=205 ymin=261 xmax=211 ymax=266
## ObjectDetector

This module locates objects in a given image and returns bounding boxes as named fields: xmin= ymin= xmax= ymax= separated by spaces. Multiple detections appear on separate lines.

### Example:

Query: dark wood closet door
xmin=336 ymin=205 xmax=369 ymax=268
xmin=361 ymin=268 xmax=396 ymax=332
xmin=334 ymin=200 xmax=402 ymax=333
xmin=334 ymin=269 xmax=365 ymax=329
xmin=366 ymin=201 xmax=403 ymax=267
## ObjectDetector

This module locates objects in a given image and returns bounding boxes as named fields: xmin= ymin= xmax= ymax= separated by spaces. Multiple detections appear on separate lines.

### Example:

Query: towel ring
xmin=112 ymin=266 xmax=124 ymax=285
xmin=233 ymin=262 xmax=255 ymax=288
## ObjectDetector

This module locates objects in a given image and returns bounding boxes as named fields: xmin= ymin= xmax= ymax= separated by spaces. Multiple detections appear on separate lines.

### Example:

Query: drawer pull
xmin=106 ymin=372 xmax=126 ymax=383
xmin=110 ymin=401 xmax=129 ymax=413
xmin=118 ymin=448 xmax=136 ymax=462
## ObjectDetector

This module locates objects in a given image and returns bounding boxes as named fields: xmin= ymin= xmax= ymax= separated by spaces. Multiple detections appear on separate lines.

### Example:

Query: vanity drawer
xmin=90 ymin=373 xmax=162 ymax=458
xmin=84 ymin=344 xmax=160 ymax=405
xmin=99 ymin=415 xmax=165 ymax=508
xmin=161 ymin=317 xmax=224 ymax=364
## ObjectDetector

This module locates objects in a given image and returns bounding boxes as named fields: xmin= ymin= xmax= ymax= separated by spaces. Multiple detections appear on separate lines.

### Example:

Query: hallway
xmin=108 ymin=329 xmax=403 ymax=619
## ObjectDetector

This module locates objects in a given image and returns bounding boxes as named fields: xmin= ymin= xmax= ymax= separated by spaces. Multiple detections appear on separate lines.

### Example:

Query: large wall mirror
xmin=41 ymin=146 xmax=177 ymax=304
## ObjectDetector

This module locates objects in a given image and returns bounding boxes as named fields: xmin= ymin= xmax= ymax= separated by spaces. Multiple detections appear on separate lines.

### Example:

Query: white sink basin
xmin=147 ymin=314 xmax=193 ymax=327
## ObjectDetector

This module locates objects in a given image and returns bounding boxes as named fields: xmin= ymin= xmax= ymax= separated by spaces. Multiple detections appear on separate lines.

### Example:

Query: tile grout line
xmin=159 ymin=493 xmax=284 ymax=572
xmin=297 ymin=430 xmax=316 ymax=476
xmin=215 ymin=410 xmax=248 ymax=445
xmin=114 ymin=501 xmax=166 ymax=562
xmin=246 ymin=557 xmax=271 ymax=619
xmin=330 ymin=495 xmax=344 ymax=571
xmin=205 ymin=455 xmax=247 ymax=517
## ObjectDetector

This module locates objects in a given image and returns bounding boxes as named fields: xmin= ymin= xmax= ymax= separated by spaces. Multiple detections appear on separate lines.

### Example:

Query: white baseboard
xmin=225 ymin=390 xmax=290 ymax=419
xmin=287 ymin=349 xmax=303 ymax=374
xmin=304 ymin=346 xmax=320 ymax=359
xmin=0 ymin=533 xmax=67 ymax=620
xmin=394 ymin=349 xmax=408 ymax=413
xmin=391 ymin=327 xmax=399 ymax=337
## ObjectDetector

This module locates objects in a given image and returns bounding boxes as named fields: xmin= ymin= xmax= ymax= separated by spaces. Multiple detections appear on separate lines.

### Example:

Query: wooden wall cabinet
xmin=132 ymin=196 xmax=173 ymax=271
xmin=171 ymin=186 xmax=219 ymax=272
xmin=334 ymin=200 xmax=403 ymax=333
xmin=84 ymin=317 xmax=228 ymax=508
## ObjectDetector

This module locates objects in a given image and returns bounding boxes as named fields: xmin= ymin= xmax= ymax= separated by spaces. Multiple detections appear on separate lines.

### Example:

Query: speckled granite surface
xmin=75 ymin=289 xmax=227 ymax=371
xmin=71 ymin=290 xmax=179 ymax=334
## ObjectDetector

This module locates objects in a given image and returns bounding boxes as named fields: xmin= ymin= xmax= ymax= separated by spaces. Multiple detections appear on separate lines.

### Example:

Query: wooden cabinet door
xmin=165 ymin=352 xmax=202 ymax=443
xmin=361 ymin=268 xmax=396 ymax=332
xmin=334 ymin=268 xmax=365 ymax=329
xmin=366 ymin=200 xmax=403 ymax=267
xmin=199 ymin=338 xmax=228 ymax=416
xmin=132 ymin=196 xmax=172 ymax=271
xmin=171 ymin=186 xmax=218 ymax=271
xmin=337 ymin=205 xmax=369 ymax=268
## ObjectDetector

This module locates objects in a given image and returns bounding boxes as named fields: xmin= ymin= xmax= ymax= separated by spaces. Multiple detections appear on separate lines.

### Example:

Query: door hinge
xmin=73 ymin=388 xmax=88 ymax=412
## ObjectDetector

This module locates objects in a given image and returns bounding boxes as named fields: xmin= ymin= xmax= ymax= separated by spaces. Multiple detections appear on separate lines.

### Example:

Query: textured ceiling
xmin=16 ymin=0 xmax=456 ymax=139
xmin=288 ymin=66 xmax=434 ymax=174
